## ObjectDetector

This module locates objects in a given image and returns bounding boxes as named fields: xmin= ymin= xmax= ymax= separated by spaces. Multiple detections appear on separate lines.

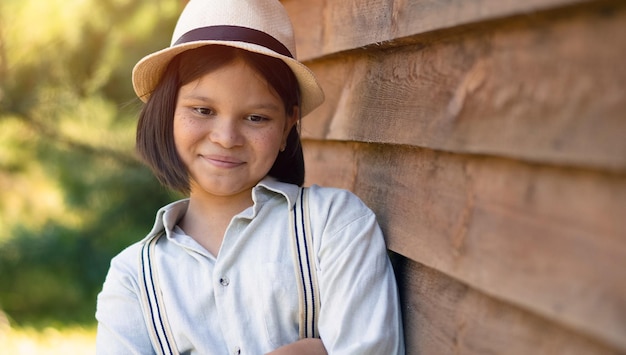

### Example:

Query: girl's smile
xmin=200 ymin=154 xmax=245 ymax=169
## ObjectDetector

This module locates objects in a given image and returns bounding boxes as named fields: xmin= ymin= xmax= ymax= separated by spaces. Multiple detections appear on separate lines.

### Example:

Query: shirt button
xmin=233 ymin=346 xmax=241 ymax=354
xmin=220 ymin=277 xmax=230 ymax=286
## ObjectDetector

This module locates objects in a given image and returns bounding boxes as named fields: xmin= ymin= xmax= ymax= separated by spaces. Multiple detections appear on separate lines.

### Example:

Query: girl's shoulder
xmin=107 ymin=240 xmax=145 ymax=276
xmin=306 ymin=184 xmax=371 ymax=211
xmin=305 ymin=184 xmax=377 ymax=229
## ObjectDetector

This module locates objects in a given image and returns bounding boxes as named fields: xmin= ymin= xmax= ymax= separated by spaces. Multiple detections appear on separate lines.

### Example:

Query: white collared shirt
xmin=96 ymin=178 xmax=404 ymax=354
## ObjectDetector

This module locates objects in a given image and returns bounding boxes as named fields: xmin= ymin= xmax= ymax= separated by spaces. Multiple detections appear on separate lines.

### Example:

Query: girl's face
xmin=173 ymin=58 xmax=298 ymax=200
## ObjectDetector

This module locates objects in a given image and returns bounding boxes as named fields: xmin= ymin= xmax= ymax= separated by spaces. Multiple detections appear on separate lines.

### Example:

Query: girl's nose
xmin=208 ymin=116 xmax=243 ymax=148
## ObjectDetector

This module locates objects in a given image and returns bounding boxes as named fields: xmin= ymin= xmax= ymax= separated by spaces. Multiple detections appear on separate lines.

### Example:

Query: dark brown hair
xmin=136 ymin=45 xmax=304 ymax=194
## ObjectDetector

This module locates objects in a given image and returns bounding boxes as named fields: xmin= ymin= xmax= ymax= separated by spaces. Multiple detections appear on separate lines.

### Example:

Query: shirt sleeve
xmin=310 ymin=187 xmax=405 ymax=354
xmin=95 ymin=245 xmax=155 ymax=355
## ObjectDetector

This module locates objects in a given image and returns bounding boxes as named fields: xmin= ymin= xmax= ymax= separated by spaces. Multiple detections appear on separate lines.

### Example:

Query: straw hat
xmin=132 ymin=0 xmax=325 ymax=116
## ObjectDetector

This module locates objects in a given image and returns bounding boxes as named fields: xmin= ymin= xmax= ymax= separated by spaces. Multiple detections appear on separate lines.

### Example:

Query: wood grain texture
xmin=300 ymin=2 xmax=626 ymax=172
xmin=395 ymin=257 xmax=622 ymax=354
xmin=289 ymin=0 xmax=626 ymax=351
xmin=303 ymin=140 xmax=626 ymax=350
xmin=282 ymin=0 xmax=595 ymax=60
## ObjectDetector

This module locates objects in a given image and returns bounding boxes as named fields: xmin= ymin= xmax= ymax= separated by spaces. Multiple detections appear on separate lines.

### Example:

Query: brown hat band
xmin=173 ymin=25 xmax=293 ymax=58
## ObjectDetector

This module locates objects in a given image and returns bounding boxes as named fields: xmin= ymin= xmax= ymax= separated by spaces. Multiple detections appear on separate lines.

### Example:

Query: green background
xmin=0 ymin=0 xmax=183 ymax=327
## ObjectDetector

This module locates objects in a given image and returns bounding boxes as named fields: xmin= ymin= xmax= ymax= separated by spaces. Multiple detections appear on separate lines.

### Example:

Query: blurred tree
xmin=0 ymin=0 xmax=182 ymax=326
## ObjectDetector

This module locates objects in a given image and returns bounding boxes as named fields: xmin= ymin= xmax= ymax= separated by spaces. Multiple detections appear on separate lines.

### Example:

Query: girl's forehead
xmin=178 ymin=60 xmax=284 ymax=110
xmin=182 ymin=59 xmax=283 ymax=100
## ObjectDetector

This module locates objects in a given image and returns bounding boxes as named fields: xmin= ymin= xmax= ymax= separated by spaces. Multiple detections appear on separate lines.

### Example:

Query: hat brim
xmin=132 ymin=41 xmax=325 ymax=117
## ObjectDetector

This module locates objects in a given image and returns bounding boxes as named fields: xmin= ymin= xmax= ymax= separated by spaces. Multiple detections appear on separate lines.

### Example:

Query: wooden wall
xmin=282 ymin=0 xmax=626 ymax=353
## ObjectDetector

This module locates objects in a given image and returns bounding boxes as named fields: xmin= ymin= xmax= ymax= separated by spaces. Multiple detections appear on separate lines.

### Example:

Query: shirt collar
xmin=142 ymin=176 xmax=300 ymax=242
xmin=142 ymin=199 xmax=189 ymax=242
xmin=253 ymin=176 xmax=300 ymax=211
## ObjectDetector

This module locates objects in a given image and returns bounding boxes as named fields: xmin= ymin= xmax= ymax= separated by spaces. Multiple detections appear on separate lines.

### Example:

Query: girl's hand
xmin=265 ymin=338 xmax=327 ymax=355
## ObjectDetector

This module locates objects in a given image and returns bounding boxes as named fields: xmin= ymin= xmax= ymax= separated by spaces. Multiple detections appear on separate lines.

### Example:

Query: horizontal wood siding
xmin=304 ymin=140 xmax=626 ymax=351
xmin=284 ymin=0 xmax=626 ymax=353
xmin=396 ymin=257 xmax=620 ymax=354
xmin=300 ymin=2 xmax=626 ymax=171
xmin=283 ymin=0 xmax=595 ymax=61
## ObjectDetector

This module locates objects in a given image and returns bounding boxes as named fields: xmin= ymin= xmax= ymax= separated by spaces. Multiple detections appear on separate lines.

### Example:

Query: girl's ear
xmin=283 ymin=105 xmax=300 ymax=140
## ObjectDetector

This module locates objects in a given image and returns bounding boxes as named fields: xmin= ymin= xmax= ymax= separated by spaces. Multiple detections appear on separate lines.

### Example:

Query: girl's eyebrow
xmin=180 ymin=94 xmax=282 ymax=113
xmin=179 ymin=94 xmax=213 ymax=102
xmin=250 ymin=102 xmax=282 ymax=113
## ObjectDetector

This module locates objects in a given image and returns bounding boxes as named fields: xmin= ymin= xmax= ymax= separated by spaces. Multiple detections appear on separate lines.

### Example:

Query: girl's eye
xmin=193 ymin=107 xmax=214 ymax=116
xmin=246 ymin=114 xmax=268 ymax=123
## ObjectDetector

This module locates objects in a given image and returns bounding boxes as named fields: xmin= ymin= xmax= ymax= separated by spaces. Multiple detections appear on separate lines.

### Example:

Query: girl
xmin=96 ymin=0 xmax=404 ymax=354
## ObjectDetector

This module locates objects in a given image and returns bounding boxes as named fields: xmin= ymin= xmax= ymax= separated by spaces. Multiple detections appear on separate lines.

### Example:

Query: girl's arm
xmin=96 ymin=246 xmax=155 ymax=354
xmin=310 ymin=187 xmax=405 ymax=354
xmin=267 ymin=338 xmax=327 ymax=355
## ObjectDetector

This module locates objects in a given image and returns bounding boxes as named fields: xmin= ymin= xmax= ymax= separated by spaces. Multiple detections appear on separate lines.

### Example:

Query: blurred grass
xmin=1 ymin=325 xmax=96 ymax=355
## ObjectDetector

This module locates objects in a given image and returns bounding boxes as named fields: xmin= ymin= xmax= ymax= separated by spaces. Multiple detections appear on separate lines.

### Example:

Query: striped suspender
xmin=290 ymin=187 xmax=321 ymax=339
xmin=139 ymin=232 xmax=179 ymax=355
xmin=138 ymin=187 xmax=321 ymax=354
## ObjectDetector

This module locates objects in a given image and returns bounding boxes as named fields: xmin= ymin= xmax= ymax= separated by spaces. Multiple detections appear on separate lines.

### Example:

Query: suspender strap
xmin=290 ymin=187 xmax=321 ymax=339
xmin=139 ymin=232 xmax=179 ymax=355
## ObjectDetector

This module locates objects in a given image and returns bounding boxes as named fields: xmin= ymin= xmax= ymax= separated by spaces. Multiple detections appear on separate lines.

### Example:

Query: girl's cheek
xmin=175 ymin=114 xmax=200 ymax=132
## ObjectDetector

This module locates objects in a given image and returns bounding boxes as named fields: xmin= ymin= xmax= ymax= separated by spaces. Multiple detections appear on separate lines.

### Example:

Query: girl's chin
xmin=189 ymin=182 xmax=257 ymax=198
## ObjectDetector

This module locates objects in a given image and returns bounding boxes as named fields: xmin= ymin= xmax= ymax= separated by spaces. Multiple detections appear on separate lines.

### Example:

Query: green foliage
xmin=0 ymin=0 xmax=182 ymax=326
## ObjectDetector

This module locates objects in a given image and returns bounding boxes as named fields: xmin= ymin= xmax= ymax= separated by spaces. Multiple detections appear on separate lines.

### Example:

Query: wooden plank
xmin=396 ymin=257 xmax=622 ymax=354
xmin=300 ymin=2 xmax=626 ymax=172
xmin=303 ymin=140 xmax=626 ymax=351
xmin=283 ymin=0 xmax=596 ymax=61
